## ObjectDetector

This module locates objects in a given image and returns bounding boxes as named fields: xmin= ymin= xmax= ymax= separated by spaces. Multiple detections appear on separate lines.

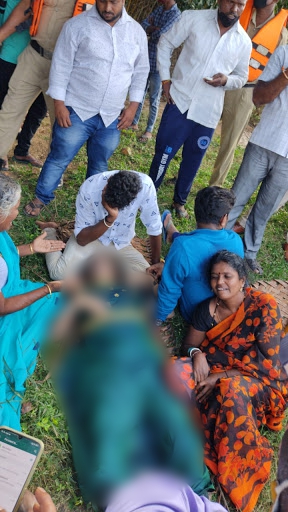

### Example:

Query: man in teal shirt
xmin=0 ymin=0 xmax=46 ymax=169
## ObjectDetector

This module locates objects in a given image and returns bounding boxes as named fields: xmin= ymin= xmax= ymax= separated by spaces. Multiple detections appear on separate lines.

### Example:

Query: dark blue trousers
xmin=149 ymin=103 xmax=214 ymax=205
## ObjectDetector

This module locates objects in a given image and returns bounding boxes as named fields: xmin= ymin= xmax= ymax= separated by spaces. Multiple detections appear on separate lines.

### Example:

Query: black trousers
xmin=0 ymin=57 xmax=47 ymax=156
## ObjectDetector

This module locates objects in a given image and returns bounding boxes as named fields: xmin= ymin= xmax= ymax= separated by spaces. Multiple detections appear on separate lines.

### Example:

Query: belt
xmin=243 ymin=84 xmax=255 ymax=88
xmin=30 ymin=40 xmax=53 ymax=60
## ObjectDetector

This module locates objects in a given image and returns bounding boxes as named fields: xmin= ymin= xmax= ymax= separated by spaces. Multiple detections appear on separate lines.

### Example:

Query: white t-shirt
xmin=0 ymin=255 xmax=8 ymax=291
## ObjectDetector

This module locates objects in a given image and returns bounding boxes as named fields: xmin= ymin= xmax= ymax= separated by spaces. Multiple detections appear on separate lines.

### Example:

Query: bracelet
xmin=16 ymin=247 xmax=20 ymax=255
xmin=103 ymin=216 xmax=114 ymax=228
xmin=187 ymin=347 xmax=201 ymax=358
xmin=29 ymin=243 xmax=34 ymax=254
xmin=45 ymin=283 xmax=52 ymax=297
xmin=282 ymin=67 xmax=288 ymax=80
xmin=162 ymin=79 xmax=171 ymax=84
xmin=160 ymin=258 xmax=165 ymax=263
xmin=155 ymin=319 xmax=163 ymax=327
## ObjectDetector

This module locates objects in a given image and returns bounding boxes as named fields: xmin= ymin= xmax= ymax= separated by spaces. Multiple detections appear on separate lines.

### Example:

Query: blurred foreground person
xmin=48 ymin=251 xmax=212 ymax=509
xmin=0 ymin=173 xmax=64 ymax=429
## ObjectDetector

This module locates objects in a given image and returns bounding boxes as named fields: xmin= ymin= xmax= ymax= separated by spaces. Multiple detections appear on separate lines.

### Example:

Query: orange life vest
xmin=240 ymin=4 xmax=288 ymax=82
xmin=30 ymin=0 xmax=95 ymax=36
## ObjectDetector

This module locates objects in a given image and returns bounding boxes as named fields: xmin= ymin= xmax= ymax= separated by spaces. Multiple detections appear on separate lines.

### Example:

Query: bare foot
xmin=129 ymin=124 xmax=139 ymax=131
xmin=36 ymin=220 xmax=59 ymax=230
xmin=138 ymin=132 xmax=152 ymax=143
xmin=24 ymin=198 xmax=45 ymax=217
xmin=164 ymin=212 xmax=178 ymax=244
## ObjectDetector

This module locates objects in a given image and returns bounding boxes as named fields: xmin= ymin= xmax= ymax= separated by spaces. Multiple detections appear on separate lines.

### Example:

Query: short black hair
xmin=210 ymin=250 xmax=247 ymax=280
xmin=194 ymin=187 xmax=235 ymax=225
xmin=104 ymin=171 xmax=142 ymax=209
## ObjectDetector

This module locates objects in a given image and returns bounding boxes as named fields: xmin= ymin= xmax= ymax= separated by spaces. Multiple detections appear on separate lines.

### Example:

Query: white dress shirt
xmin=74 ymin=171 xmax=162 ymax=249
xmin=47 ymin=7 xmax=149 ymax=126
xmin=250 ymin=46 xmax=288 ymax=159
xmin=157 ymin=9 xmax=252 ymax=129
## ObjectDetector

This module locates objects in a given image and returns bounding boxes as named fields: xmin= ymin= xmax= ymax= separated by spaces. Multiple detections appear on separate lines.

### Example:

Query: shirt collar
xmin=92 ymin=5 xmax=131 ymax=26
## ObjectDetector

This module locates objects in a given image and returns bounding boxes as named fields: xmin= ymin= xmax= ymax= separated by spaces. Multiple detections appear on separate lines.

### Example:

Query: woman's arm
xmin=0 ymin=281 xmax=61 ymax=315
xmin=182 ymin=325 xmax=206 ymax=354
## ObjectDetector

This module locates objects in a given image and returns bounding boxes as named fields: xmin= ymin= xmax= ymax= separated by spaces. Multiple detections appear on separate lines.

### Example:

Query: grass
xmin=7 ymin=102 xmax=288 ymax=511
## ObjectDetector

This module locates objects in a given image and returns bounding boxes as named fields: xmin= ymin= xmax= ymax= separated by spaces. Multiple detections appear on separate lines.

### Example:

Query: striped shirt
xmin=250 ymin=45 xmax=288 ymax=158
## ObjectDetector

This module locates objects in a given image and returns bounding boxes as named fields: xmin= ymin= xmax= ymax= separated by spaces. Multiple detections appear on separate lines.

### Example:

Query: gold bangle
xmin=29 ymin=243 xmax=34 ymax=254
xmin=160 ymin=258 xmax=165 ymax=263
xmin=45 ymin=283 xmax=52 ymax=297
xmin=282 ymin=67 xmax=288 ymax=80
xmin=162 ymin=79 xmax=171 ymax=84
xmin=103 ymin=217 xmax=114 ymax=228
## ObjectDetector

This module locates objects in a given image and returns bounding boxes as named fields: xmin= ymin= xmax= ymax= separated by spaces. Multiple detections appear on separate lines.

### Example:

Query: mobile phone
xmin=0 ymin=426 xmax=44 ymax=512
xmin=204 ymin=76 xmax=214 ymax=81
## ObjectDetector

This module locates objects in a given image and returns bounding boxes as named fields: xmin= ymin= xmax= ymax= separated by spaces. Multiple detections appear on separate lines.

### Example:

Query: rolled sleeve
xmin=139 ymin=179 xmax=162 ymax=236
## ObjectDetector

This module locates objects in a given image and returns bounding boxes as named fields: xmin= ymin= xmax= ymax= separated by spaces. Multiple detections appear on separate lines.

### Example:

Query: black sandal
xmin=23 ymin=199 xmax=45 ymax=218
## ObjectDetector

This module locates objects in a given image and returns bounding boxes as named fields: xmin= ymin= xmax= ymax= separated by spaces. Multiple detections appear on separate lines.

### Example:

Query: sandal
xmin=23 ymin=199 xmax=45 ymax=218
xmin=245 ymin=258 xmax=263 ymax=275
xmin=161 ymin=209 xmax=173 ymax=243
xmin=171 ymin=202 xmax=189 ymax=219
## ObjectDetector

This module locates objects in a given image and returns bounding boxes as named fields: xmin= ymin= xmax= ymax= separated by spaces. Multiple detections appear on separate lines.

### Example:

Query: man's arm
xmin=75 ymin=190 xmax=118 ymax=246
xmin=149 ymin=234 xmax=161 ymax=265
xmin=253 ymin=46 xmax=288 ymax=106
xmin=157 ymin=10 xmax=190 ymax=81
xmin=149 ymin=8 xmax=181 ymax=42
xmin=0 ymin=0 xmax=31 ymax=43
xmin=139 ymin=178 xmax=162 ymax=263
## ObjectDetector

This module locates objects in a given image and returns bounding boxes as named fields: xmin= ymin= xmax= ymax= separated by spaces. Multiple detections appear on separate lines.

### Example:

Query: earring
xmin=240 ymin=286 xmax=244 ymax=292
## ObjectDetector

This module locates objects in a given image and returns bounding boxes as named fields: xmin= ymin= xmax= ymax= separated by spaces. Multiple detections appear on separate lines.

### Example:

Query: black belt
xmin=30 ymin=40 xmax=53 ymax=60
xmin=243 ymin=84 xmax=255 ymax=88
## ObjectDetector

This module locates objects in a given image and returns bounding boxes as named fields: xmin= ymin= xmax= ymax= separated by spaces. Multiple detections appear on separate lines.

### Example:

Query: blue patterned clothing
xmin=141 ymin=4 xmax=181 ymax=73
xmin=74 ymin=171 xmax=162 ymax=249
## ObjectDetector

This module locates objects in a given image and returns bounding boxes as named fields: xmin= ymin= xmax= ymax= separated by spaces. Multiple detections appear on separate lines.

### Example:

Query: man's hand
xmin=54 ymin=100 xmax=72 ymax=128
xmin=193 ymin=352 xmax=210 ymax=385
xmin=162 ymin=81 xmax=174 ymax=104
xmin=33 ymin=487 xmax=57 ymax=512
xmin=102 ymin=189 xmax=119 ymax=222
xmin=204 ymin=73 xmax=227 ymax=87
xmin=32 ymin=232 xmax=66 ymax=254
xmin=117 ymin=102 xmax=139 ymax=130
xmin=146 ymin=25 xmax=160 ymax=35
xmin=146 ymin=261 xmax=164 ymax=282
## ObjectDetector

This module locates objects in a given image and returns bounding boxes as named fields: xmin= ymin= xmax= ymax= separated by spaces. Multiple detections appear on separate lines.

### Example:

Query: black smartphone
xmin=0 ymin=426 xmax=44 ymax=512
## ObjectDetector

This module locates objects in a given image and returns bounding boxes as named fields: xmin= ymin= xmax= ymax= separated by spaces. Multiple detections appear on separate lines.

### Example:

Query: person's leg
xmin=118 ymin=245 xmax=150 ymax=271
xmin=86 ymin=116 xmax=120 ymax=178
xmin=209 ymin=88 xmax=254 ymax=187
xmin=0 ymin=58 xmax=16 ymax=107
xmin=0 ymin=45 xmax=49 ymax=160
xmin=145 ymin=71 xmax=162 ymax=134
xmin=149 ymin=104 xmax=191 ymax=190
xmin=132 ymin=75 xmax=149 ymax=128
xmin=244 ymin=150 xmax=288 ymax=261
xmin=226 ymin=143 xmax=271 ymax=230
xmin=34 ymin=109 xmax=95 ymax=206
xmin=173 ymin=122 xmax=214 ymax=205
xmin=14 ymin=92 xmax=47 ymax=163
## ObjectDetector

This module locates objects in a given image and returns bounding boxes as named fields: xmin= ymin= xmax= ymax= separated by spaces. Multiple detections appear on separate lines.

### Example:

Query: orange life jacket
xmin=240 ymin=5 xmax=288 ymax=82
xmin=30 ymin=0 xmax=95 ymax=36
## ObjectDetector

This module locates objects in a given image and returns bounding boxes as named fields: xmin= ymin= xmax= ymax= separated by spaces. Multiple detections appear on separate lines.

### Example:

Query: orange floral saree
xmin=173 ymin=289 xmax=288 ymax=512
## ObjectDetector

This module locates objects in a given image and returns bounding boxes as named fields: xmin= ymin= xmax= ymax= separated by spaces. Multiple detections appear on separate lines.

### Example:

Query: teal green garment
xmin=57 ymin=316 xmax=212 ymax=509
xmin=0 ymin=231 xmax=59 ymax=430
xmin=0 ymin=0 xmax=30 ymax=64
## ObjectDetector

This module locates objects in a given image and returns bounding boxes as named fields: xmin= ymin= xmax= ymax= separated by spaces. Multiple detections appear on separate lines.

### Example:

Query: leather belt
xmin=30 ymin=40 xmax=53 ymax=60
xmin=243 ymin=84 xmax=255 ymax=88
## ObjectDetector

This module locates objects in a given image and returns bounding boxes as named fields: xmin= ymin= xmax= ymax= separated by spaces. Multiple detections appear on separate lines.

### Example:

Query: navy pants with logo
xmin=149 ymin=103 xmax=214 ymax=205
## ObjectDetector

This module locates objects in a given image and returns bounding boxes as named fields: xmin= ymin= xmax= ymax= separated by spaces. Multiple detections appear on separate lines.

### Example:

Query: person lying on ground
xmin=147 ymin=187 xmax=244 ymax=324
xmin=0 ymin=173 xmax=64 ymax=430
xmin=173 ymin=250 xmax=288 ymax=512
xmin=36 ymin=170 xmax=162 ymax=280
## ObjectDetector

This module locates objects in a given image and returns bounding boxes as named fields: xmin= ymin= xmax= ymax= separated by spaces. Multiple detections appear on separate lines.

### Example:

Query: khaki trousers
xmin=0 ymin=44 xmax=54 ymax=160
xmin=44 ymin=230 xmax=150 ymax=280
xmin=209 ymin=87 xmax=254 ymax=187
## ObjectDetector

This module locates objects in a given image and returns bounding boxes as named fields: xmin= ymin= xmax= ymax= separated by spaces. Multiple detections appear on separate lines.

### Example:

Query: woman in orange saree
xmin=173 ymin=250 xmax=288 ymax=512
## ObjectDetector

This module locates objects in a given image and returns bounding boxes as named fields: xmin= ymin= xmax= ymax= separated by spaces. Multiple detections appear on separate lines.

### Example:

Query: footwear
xmin=283 ymin=243 xmax=288 ymax=262
xmin=138 ymin=133 xmax=152 ymax=144
xmin=245 ymin=258 xmax=263 ymax=275
xmin=171 ymin=202 xmax=189 ymax=219
xmin=13 ymin=154 xmax=43 ymax=168
xmin=232 ymin=221 xmax=245 ymax=235
xmin=0 ymin=158 xmax=9 ymax=171
xmin=161 ymin=209 xmax=173 ymax=243
xmin=23 ymin=199 xmax=45 ymax=218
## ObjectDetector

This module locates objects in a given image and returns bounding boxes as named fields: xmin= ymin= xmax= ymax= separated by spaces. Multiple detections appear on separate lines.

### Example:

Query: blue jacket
xmin=157 ymin=229 xmax=244 ymax=322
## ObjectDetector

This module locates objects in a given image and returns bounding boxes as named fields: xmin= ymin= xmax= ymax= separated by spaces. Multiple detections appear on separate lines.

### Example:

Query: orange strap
xmin=30 ymin=0 xmax=95 ymax=37
xmin=248 ymin=9 xmax=288 ymax=81
xmin=239 ymin=0 xmax=254 ymax=31
xmin=73 ymin=0 xmax=95 ymax=17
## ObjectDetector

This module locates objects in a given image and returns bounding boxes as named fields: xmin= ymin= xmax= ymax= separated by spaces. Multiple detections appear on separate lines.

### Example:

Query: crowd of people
xmin=0 ymin=0 xmax=288 ymax=511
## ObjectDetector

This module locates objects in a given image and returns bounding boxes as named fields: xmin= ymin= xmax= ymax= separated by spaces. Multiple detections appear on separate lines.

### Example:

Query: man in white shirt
xmin=226 ymin=45 xmax=288 ymax=275
xmin=37 ymin=170 xmax=162 ymax=280
xmin=24 ymin=0 xmax=149 ymax=217
xmin=149 ymin=0 xmax=252 ymax=218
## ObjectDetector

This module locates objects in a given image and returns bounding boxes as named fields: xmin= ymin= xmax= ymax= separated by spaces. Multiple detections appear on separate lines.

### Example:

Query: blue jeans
xmin=36 ymin=108 xmax=120 ymax=204
xmin=226 ymin=142 xmax=288 ymax=259
xmin=133 ymin=71 xmax=162 ymax=133
xmin=149 ymin=104 xmax=214 ymax=205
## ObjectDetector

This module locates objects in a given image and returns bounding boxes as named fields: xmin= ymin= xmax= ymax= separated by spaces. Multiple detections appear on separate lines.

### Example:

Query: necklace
xmin=211 ymin=300 xmax=220 ymax=327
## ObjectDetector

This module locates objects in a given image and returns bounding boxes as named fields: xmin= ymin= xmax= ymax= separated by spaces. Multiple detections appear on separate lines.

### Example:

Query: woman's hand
xmin=195 ymin=373 xmax=219 ymax=403
xmin=32 ymin=232 xmax=66 ymax=254
xmin=193 ymin=352 xmax=210 ymax=385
